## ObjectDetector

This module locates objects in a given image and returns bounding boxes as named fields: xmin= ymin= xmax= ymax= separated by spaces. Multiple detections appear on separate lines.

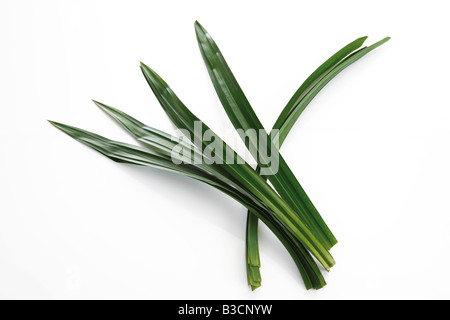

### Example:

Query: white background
xmin=1 ymin=0 xmax=450 ymax=300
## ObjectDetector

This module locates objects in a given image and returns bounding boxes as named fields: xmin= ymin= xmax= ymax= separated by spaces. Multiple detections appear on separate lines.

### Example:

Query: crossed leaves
xmin=50 ymin=21 xmax=389 ymax=290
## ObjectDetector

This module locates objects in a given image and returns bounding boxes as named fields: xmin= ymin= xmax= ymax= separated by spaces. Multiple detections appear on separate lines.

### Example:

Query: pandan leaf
xmin=245 ymin=35 xmax=390 ymax=288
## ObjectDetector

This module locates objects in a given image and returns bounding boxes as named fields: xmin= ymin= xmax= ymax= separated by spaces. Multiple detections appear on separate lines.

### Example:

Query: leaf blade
xmin=195 ymin=21 xmax=337 ymax=250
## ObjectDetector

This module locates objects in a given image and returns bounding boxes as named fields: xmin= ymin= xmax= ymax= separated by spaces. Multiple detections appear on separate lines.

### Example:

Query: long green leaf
xmin=245 ymin=35 xmax=391 ymax=288
xmin=194 ymin=21 xmax=337 ymax=252
xmin=49 ymin=120 xmax=326 ymax=289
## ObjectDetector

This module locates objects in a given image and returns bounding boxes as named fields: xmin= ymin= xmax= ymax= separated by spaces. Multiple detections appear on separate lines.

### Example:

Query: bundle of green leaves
xmin=50 ymin=21 xmax=389 ymax=290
